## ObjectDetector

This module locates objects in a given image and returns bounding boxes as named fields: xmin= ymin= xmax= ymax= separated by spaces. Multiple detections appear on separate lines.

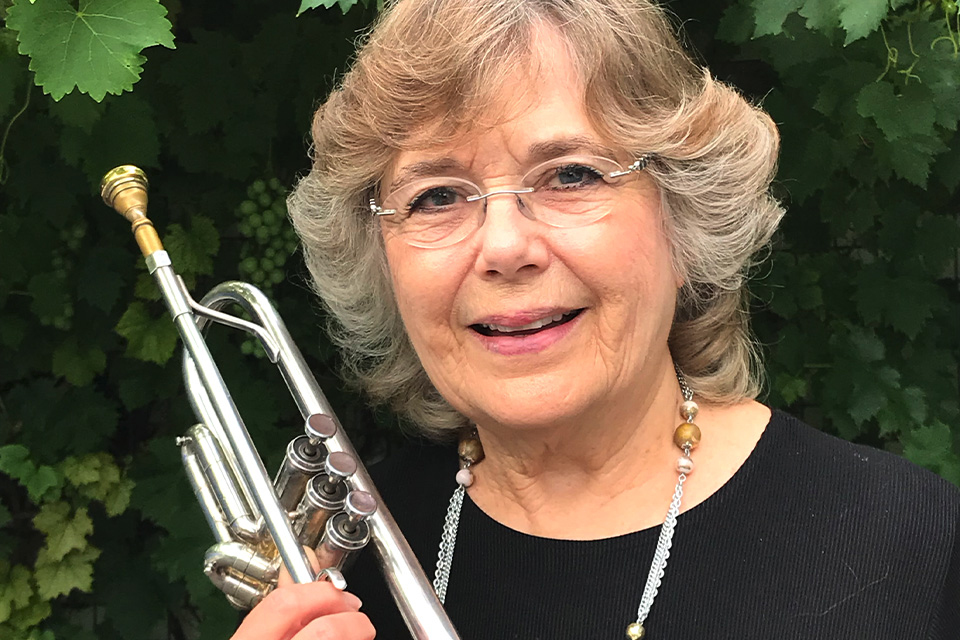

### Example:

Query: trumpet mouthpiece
xmin=101 ymin=166 xmax=162 ymax=257
xmin=101 ymin=165 xmax=149 ymax=223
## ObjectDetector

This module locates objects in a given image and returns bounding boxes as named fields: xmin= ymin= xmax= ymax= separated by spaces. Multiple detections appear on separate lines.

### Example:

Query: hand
xmin=232 ymin=580 xmax=375 ymax=640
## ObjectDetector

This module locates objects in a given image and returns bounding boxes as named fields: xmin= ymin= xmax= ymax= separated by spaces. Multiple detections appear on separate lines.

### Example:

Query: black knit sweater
xmin=346 ymin=411 xmax=960 ymax=639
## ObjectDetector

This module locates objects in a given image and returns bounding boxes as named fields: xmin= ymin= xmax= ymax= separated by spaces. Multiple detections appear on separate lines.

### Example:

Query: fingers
xmin=233 ymin=581 xmax=363 ymax=640
xmin=294 ymin=611 xmax=376 ymax=640
xmin=278 ymin=547 xmax=322 ymax=588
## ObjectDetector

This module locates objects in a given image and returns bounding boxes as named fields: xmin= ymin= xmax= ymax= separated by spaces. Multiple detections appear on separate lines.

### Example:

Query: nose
xmin=473 ymin=191 xmax=549 ymax=278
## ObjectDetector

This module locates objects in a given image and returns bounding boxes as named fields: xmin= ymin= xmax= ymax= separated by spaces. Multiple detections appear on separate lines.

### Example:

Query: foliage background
xmin=0 ymin=0 xmax=958 ymax=637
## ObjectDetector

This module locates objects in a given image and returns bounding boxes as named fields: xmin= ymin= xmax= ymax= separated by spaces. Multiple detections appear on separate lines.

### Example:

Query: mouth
xmin=470 ymin=309 xmax=584 ymax=337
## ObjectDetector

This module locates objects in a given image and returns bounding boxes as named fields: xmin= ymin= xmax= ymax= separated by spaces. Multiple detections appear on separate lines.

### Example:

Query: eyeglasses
xmin=370 ymin=154 xmax=652 ymax=248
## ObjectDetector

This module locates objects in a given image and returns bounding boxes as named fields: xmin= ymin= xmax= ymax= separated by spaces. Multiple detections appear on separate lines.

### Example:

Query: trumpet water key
xmin=101 ymin=166 xmax=460 ymax=639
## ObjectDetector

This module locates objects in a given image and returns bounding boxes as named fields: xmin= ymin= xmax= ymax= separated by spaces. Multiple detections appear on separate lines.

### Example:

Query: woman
xmin=235 ymin=0 xmax=960 ymax=638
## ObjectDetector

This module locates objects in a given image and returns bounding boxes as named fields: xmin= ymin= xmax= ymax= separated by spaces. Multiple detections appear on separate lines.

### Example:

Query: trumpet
xmin=101 ymin=166 xmax=460 ymax=640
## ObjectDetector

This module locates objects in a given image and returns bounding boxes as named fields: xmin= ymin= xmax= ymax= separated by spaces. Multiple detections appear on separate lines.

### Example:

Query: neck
xmin=468 ymin=362 xmax=685 ymax=538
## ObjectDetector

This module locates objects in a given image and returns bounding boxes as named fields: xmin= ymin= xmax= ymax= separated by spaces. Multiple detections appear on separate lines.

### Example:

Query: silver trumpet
xmin=101 ymin=166 xmax=460 ymax=640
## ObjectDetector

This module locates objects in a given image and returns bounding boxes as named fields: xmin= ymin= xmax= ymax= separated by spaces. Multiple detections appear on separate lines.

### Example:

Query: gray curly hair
xmin=288 ymin=0 xmax=784 ymax=438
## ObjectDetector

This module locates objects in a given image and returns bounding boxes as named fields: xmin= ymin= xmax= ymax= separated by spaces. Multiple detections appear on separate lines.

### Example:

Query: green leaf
xmin=798 ymin=0 xmax=840 ymax=32
xmin=6 ymin=0 xmax=175 ymax=101
xmin=52 ymin=338 xmax=106 ymax=386
xmin=26 ymin=272 xmax=68 ymax=322
xmin=855 ymin=81 xmax=938 ymax=142
xmin=60 ymin=453 xmax=133 ymax=516
xmin=0 ymin=445 xmax=61 ymax=502
xmin=297 ymin=0 xmax=361 ymax=17
xmin=751 ymin=0 xmax=804 ymax=37
xmin=33 ymin=544 xmax=100 ymax=600
xmin=164 ymin=215 xmax=220 ymax=277
xmin=76 ymin=246 xmax=128 ymax=313
xmin=115 ymin=301 xmax=178 ymax=365
xmin=837 ymin=0 xmax=888 ymax=44
xmin=33 ymin=502 xmax=93 ymax=562
xmin=0 ymin=563 xmax=33 ymax=624
xmin=902 ymin=422 xmax=960 ymax=485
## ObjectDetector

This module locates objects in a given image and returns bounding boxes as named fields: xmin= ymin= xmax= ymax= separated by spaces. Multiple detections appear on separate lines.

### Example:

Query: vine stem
xmin=0 ymin=75 xmax=33 ymax=186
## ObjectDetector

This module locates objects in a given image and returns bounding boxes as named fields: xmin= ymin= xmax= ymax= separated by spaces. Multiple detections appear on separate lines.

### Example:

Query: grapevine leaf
xmin=902 ymin=422 xmax=960 ymax=485
xmin=76 ymin=246 xmax=127 ymax=313
xmin=115 ymin=301 xmax=178 ymax=365
xmin=6 ymin=0 xmax=176 ymax=101
xmin=0 ymin=445 xmax=61 ymax=502
xmin=886 ymin=278 xmax=941 ymax=338
xmin=52 ymin=338 xmax=106 ymax=386
xmin=933 ymin=144 xmax=960 ymax=192
xmin=164 ymin=215 xmax=220 ymax=277
xmin=33 ymin=544 xmax=100 ymax=600
xmin=0 ymin=564 xmax=33 ymax=624
xmin=0 ymin=316 xmax=27 ymax=349
xmin=33 ymin=502 xmax=93 ymax=562
xmin=856 ymin=81 xmax=921 ymax=142
xmin=798 ymin=0 xmax=840 ymax=32
xmin=26 ymin=272 xmax=68 ymax=322
xmin=716 ymin=3 xmax=755 ymax=44
xmin=849 ymin=383 xmax=887 ymax=425
xmin=0 ymin=44 xmax=26 ymax=122
xmin=60 ymin=453 xmax=133 ymax=516
xmin=297 ymin=0 xmax=361 ymax=16
xmin=750 ymin=0 xmax=803 ymax=37
xmin=47 ymin=91 xmax=103 ymax=132
xmin=837 ymin=0 xmax=888 ymax=44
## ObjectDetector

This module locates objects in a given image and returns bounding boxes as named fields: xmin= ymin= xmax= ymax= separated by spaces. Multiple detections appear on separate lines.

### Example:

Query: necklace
xmin=432 ymin=366 xmax=701 ymax=639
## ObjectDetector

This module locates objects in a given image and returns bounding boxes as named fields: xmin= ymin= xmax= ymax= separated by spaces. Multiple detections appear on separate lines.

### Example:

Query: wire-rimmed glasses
xmin=370 ymin=154 xmax=652 ymax=248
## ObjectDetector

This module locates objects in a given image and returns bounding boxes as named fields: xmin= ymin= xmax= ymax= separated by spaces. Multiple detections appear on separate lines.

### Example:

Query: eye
xmin=539 ymin=163 xmax=606 ymax=190
xmin=406 ymin=186 xmax=468 ymax=214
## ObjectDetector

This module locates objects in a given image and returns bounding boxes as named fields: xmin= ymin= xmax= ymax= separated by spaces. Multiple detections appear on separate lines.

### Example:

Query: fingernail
xmin=342 ymin=592 xmax=363 ymax=610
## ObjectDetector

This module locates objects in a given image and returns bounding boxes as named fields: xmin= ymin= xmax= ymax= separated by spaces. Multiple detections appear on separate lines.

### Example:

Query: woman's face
xmin=381 ymin=29 xmax=681 ymax=432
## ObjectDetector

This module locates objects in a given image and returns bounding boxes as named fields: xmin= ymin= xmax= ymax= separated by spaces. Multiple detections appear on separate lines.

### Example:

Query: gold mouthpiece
xmin=101 ymin=166 xmax=163 ymax=256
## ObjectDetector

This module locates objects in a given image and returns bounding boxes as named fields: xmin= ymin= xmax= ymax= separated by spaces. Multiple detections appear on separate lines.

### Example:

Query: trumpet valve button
xmin=343 ymin=490 xmax=377 ymax=529
xmin=305 ymin=414 xmax=337 ymax=445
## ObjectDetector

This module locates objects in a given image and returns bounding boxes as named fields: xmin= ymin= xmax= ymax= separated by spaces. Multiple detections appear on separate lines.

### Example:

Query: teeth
xmin=482 ymin=312 xmax=568 ymax=333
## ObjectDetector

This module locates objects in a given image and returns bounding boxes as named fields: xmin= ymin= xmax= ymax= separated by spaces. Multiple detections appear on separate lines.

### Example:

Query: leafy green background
xmin=0 ymin=0 xmax=958 ymax=637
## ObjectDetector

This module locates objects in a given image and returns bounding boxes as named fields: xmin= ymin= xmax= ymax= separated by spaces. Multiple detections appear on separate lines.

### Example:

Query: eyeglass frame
xmin=368 ymin=153 xmax=654 ymax=246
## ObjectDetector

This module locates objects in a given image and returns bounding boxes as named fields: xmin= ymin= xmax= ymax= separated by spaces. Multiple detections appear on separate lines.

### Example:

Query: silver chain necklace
xmin=432 ymin=367 xmax=700 ymax=639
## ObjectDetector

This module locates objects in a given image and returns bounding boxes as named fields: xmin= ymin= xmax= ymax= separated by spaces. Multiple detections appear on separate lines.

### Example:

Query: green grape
xmin=248 ymin=213 xmax=262 ymax=229
xmin=239 ymin=200 xmax=258 ymax=216
xmin=258 ymin=193 xmax=272 ymax=208
xmin=265 ymin=247 xmax=277 ymax=259
xmin=261 ymin=257 xmax=275 ymax=272
xmin=239 ymin=221 xmax=253 ymax=236
xmin=63 ymin=303 xmax=74 ymax=318
xmin=52 ymin=255 xmax=64 ymax=268
xmin=268 ymin=177 xmax=281 ymax=191
xmin=255 ymin=227 xmax=270 ymax=243
xmin=262 ymin=210 xmax=277 ymax=227
xmin=74 ymin=224 xmax=85 ymax=239
xmin=55 ymin=268 xmax=67 ymax=279
xmin=283 ymin=226 xmax=296 ymax=240
xmin=241 ymin=257 xmax=258 ymax=274
xmin=270 ymin=270 xmax=284 ymax=285
xmin=54 ymin=318 xmax=70 ymax=330
xmin=286 ymin=240 xmax=298 ymax=254
xmin=241 ymin=340 xmax=254 ymax=355
xmin=271 ymin=198 xmax=286 ymax=214
xmin=251 ymin=180 xmax=266 ymax=195
xmin=253 ymin=269 xmax=266 ymax=283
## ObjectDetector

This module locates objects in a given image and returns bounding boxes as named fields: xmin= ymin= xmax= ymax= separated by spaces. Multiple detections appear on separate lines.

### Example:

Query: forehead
xmin=384 ymin=27 xmax=611 ymax=186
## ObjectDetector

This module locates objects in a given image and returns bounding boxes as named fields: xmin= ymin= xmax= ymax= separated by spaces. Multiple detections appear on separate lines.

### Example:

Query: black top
xmin=346 ymin=411 xmax=960 ymax=639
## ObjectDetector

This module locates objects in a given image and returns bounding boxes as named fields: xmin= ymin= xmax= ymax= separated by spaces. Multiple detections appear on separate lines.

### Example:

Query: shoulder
xmin=767 ymin=410 xmax=960 ymax=515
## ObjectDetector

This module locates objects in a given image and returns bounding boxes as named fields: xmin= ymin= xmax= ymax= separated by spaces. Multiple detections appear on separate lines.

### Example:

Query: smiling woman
xmin=229 ymin=0 xmax=960 ymax=638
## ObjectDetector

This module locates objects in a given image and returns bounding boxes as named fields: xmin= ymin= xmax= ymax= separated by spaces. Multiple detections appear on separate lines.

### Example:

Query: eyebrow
xmin=387 ymin=135 xmax=619 ymax=192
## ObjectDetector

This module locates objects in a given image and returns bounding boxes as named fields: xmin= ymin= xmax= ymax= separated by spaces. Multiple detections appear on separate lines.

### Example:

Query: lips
xmin=471 ymin=309 xmax=583 ymax=337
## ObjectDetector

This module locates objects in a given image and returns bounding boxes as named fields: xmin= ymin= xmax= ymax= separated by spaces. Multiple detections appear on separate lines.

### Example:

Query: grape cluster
xmin=235 ymin=177 xmax=298 ymax=292
xmin=235 ymin=178 xmax=298 ymax=357
xmin=39 ymin=221 xmax=86 ymax=330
